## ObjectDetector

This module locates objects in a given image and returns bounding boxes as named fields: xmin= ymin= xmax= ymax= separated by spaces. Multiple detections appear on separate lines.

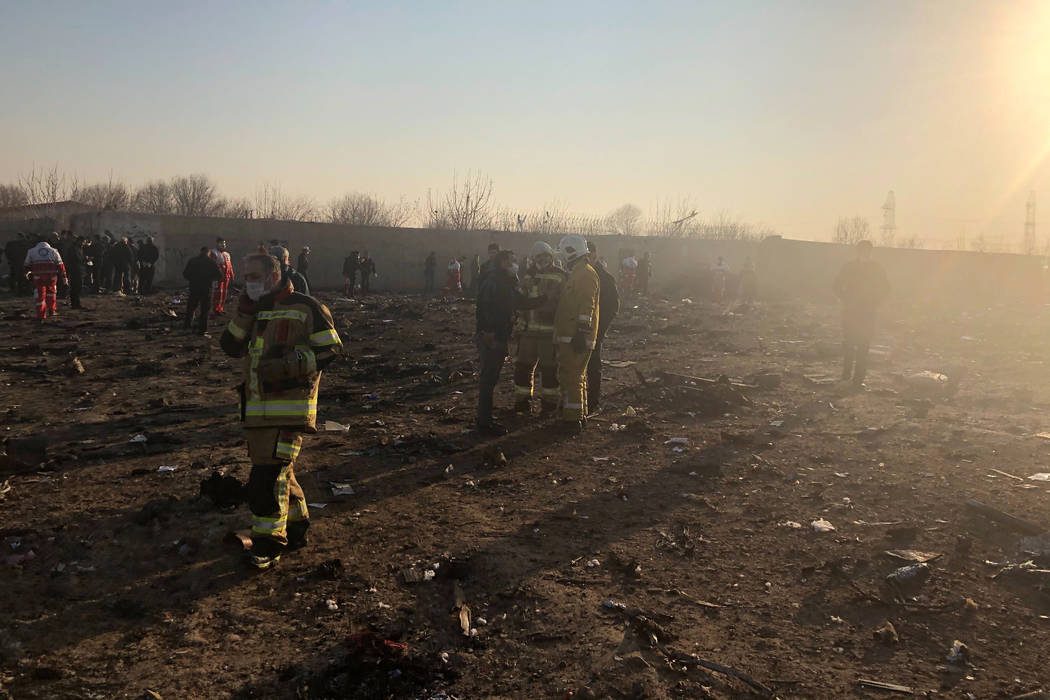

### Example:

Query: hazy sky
xmin=3 ymin=0 xmax=1050 ymax=248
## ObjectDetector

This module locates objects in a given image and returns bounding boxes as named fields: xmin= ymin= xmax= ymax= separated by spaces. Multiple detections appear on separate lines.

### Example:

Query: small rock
xmin=873 ymin=620 xmax=899 ymax=644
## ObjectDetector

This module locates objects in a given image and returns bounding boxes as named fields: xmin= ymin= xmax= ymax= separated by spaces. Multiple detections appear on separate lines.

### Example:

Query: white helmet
xmin=558 ymin=234 xmax=588 ymax=264
xmin=530 ymin=241 xmax=554 ymax=259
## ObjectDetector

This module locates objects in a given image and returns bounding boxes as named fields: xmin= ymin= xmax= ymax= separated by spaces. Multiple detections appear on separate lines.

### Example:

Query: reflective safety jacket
xmin=211 ymin=249 xmax=234 ymax=281
xmin=553 ymin=260 xmax=600 ymax=350
xmin=520 ymin=264 xmax=567 ymax=336
xmin=220 ymin=280 xmax=342 ymax=432
xmin=23 ymin=242 xmax=67 ymax=282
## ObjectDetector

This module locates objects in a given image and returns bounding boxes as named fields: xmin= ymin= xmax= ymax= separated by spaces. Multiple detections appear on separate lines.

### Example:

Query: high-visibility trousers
xmin=514 ymin=333 xmax=559 ymax=407
xmin=557 ymin=345 xmax=592 ymax=421
xmin=32 ymin=277 xmax=58 ymax=319
xmin=212 ymin=278 xmax=230 ymax=312
xmin=245 ymin=428 xmax=309 ymax=553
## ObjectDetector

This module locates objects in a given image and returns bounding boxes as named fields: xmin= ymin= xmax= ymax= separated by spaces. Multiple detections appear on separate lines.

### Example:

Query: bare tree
xmin=607 ymin=203 xmax=642 ymax=236
xmin=18 ymin=164 xmax=80 ymax=204
xmin=428 ymin=171 xmax=494 ymax=230
xmin=79 ymin=176 xmax=130 ymax=210
xmin=647 ymin=198 xmax=699 ymax=237
xmin=131 ymin=180 xmax=175 ymax=214
xmin=897 ymin=235 xmax=924 ymax=249
xmin=0 ymin=184 xmax=28 ymax=208
xmin=216 ymin=197 xmax=255 ymax=219
xmin=326 ymin=192 xmax=413 ymax=227
xmin=170 ymin=174 xmax=221 ymax=217
xmin=252 ymin=183 xmax=316 ymax=221
xmin=833 ymin=216 xmax=871 ymax=245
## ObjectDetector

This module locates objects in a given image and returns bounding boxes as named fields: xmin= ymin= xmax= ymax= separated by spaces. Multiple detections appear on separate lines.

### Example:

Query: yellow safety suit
xmin=220 ymin=280 xmax=343 ymax=554
xmin=514 ymin=264 xmax=567 ymax=410
xmin=553 ymin=260 xmax=599 ymax=421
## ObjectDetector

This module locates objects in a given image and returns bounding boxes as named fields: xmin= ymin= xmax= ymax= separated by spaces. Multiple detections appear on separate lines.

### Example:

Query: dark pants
xmin=424 ymin=271 xmax=435 ymax=294
xmin=68 ymin=275 xmax=82 ymax=308
xmin=113 ymin=265 xmax=130 ymax=293
xmin=8 ymin=264 xmax=27 ymax=294
xmin=586 ymin=333 xmax=607 ymax=410
xmin=140 ymin=264 xmax=155 ymax=294
xmin=477 ymin=339 xmax=508 ymax=427
xmin=99 ymin=264 xmax=113 ymax=291
xmin=842 ymin=309 xmax=876 ymax=384
xmin=186 ymin=290 xmax=210 ymax=334
xmin=361 ymin=274 xmax=371 ymax=294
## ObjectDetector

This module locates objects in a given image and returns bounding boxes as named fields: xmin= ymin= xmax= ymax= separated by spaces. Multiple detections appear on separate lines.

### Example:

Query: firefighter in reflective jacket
xmin=553 ymin=234 xmax=599 ymax=432
xmin=220 ymin=253 xmax=343 ymax=569
xmin=513 ymin=241 xmax=567 ymax=415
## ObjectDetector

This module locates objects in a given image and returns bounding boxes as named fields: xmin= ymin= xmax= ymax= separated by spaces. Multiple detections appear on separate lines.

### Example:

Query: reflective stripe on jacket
xmin=553 ymin=261 xmax=599 ymax=349
xmin=521 ymin=266 xmax=567 ymax=335
xmin=220 ymin=282 xmax=342 ymax=432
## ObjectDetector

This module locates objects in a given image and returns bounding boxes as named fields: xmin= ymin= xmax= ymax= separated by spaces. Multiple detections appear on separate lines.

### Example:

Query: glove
xmin=571 ymin=331 xmax=587 ymax=353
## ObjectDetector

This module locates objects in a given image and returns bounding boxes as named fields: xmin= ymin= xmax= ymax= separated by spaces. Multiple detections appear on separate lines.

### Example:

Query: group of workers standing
xmin=474 ymin=236 xmax=621 ymax=436
xmin=341 ymin=251 xmax=377 ymax=297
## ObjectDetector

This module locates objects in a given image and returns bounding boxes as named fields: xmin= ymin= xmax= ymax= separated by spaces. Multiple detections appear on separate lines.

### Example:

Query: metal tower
xmin=1024 ymin=190 xmax=1036 ymax=254
xmin=881 ymin=190 xmax=896 ymax=246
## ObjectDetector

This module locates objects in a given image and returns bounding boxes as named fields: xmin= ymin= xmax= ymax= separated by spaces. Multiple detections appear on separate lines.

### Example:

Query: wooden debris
xmin=965 ymin=499 xmax=1045 ymax=535
xmin=858 ymin=678 xmax=915 ymax=694
xmin=883 ymin=550 xmax=942 ymax=564
xmin=458 ymin=604 xmax=472 ymax=636
xmin=990 ymin=468 xmax=1024 ymax=482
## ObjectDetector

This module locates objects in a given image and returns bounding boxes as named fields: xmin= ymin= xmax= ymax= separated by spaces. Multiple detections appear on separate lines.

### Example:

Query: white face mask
xmin=245 ymin=282 xmax=267 ymax=300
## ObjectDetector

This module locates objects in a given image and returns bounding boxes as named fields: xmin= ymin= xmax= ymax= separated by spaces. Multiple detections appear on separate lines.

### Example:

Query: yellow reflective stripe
xmin=514 ymin=385 xmax=533 ymax=396
xmin=556 ymin=336 xmax=573 ymax=343
xmin=276 ymin=442 xmax=301 ymax=459
xmin=540 ymin=387 xmax=560 ymax=397
xmin=576 ymin=314 xmax=593 ymax=322
xmin=252 ymin=517 xmax=286 ymax=533
xmin=308 ymin=328 xmax=340 ymax=346
xmin=295 ymin=345 xmax=317 ymax=374
xmin=257 ymin=309 xmax=307 ymax=323
xmin=526 ymin=324 xmax=553 ymax=331
xmin=226 ymin=320 xmax=248 ymax=340
xmin=245 ymin=400 xmax=318 ymax=417
xmin=288 ymin=502 xmax=309 ymax=520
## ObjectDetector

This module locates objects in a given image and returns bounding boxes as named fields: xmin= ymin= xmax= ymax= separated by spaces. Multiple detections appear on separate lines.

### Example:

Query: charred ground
xmin=1 ymin=288 xmax=1050 ymax=699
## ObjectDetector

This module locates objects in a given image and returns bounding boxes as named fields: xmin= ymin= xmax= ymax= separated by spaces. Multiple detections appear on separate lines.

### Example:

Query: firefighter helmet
xmin=530 ymin=241 xmax=553 ymax=258
xmin=558 ymin=234 xmax=588 ymax=264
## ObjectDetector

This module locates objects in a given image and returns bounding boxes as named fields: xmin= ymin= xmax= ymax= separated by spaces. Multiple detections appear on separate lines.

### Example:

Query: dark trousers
xmin=842 ymin=310 xmax=875 ymax=384
xmin=361 ymin=274 xmax=371 ymax=294
xmin=586 ymin=333 xmax=606 ymax=410
xmin=99 ymin=264 xmax=113 ymax=291
xmin=113 ymin=265 xmax=130 ymax=293
xmin=68 ymin=275 xmax=82 ymax=308
xmin=140 ymin=265 xmax=155 ymax=294
xmin=186 ymin=290 xmax=210 ymax=334
xmin=424 ymin=271 xmax=435 ymax=294
xmin=477 ymin=339 xmax=508 ymax=426
xmin=8 ymin=265 xmax=26 ymax=294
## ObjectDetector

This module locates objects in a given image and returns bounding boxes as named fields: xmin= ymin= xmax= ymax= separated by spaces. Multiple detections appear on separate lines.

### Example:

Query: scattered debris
xmin=873 ymin=620 xmax=899 ymax=645
xmin=886 ymin=563 xmax=931 ymax=596
xmin=330 ymin=481 xmax=355 ymax=497
xmin=884 ymin=550 xmax=942 ymax=564
xmin=946 ymin=639 xmax=969 ymax=664
xmin=1028 ymin=473 xmax=1050 ymax=482
xmin=156 ymin=465 xmax=177 ymax=473
xmin=323 ymin=420 xmax=350 ymax=433
xmin=129 ymin=434 xmax=148 ymax=444
xmin=811 ymin=518 xmax=836 ymax=533
xmin=858 ymin=679 xmax=915 ymax=695
xmin=200 ymin=471 xmax=244 ymax=508
xmin=965 ymin=499 xmax=1045 ymax=535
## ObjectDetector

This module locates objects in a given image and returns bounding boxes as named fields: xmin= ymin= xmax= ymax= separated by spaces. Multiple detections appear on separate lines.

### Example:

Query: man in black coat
xmin=269 ymin=246 xmax=310 ymax=295
xmin=59 ymin=231 xmax=85 ymax=309
xmin=137 ymin=236 xmax=160 ymax=294
xmin=475 ymin=250 xmax=545 ymax=436
xmin=585 ymin=241 xmax=620 ymax=413
xmin=183 ymin=247 xmax=222 ymax=335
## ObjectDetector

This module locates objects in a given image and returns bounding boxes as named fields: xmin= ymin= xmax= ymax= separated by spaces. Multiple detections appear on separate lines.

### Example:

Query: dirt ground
xmin=2 ymin=283 xmax=1050 ymax=699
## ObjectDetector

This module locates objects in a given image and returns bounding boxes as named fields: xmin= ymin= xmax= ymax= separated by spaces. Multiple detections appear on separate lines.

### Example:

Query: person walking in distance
xmin=554 ymin=235 xmax=600 ymax=434
xmin=138 ymin=236 xmax=160 ymax=294
xmin=183 ymin=247 xmax=222 ymax=335
xmin=710 ymin=256 xmax=730 ymax=302
xmin=423 ymin=252 xmax=437 ymax=295
xmin=211 ymin=237 xmax=234 ymax=313
xmin=220 ymin=253 xmax=343 ymax=569
xmin=620 ymin=253 xmax=638 ymax=296
xmin=59 ymin=231 xmax=85 ymax=310
xmin=513 ymin=242 xmax=566 ymax=416
xmin=359 ymin=252 xmax=376 ymax=294
xmin=586 ymin=240 xmax=620 ymax=413
xmin=342 ymin=251 xmax=360 ymax=297
xmin=23 ymin=233 xmax=68 ymax=323
xmin=637 ymin=252 xmax=652 ymax=296
xmin=442 ymin=256 xmax=463 ymax=300
xmin=833 ymin=240 xmax=889 ymax=389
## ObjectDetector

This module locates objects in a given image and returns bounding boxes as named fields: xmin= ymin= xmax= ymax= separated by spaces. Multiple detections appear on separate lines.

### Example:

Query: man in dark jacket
xmin=297 ymin=246 xmax=311 ymax=286
xmin=97 ymin=233 xmax=114 ymax=292
xmin=475 ymin=250 xmax=545 ymax=436
xmin=474 ymin=243 xmax=499 ymax=297
xmin=269 ymin=246 xmax=310 ymax=295
xmin=342 ymin=251 xmax=359 ymax=297
xmin=585 ymin=241 xmax=620 ymax=413
xmin=110 ymin=237 xmax=135 ymax=294
xmin=5 ymin=234 xmax=31 ymax=295
xmin=833 ymin=240 xmax=890 ymax=388
xmin=137 ymin=236 xmax=160 ymax=294
xmin=59 ymin=231 xmax=85 ymax=309
xmin=423 ymin=252 xmax=437 ymax=295
xmin=359 ymin=252 xmax=376 ymax=294
xmin=183 ymin=246 xmax=222 ymax=334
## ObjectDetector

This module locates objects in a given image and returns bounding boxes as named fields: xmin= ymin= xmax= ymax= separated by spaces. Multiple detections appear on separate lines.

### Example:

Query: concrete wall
xmin=4 ymin=210 xmax=1047 ymax=309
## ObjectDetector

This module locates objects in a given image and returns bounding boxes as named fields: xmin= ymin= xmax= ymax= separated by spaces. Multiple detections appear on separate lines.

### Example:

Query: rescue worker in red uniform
xmin=553 ymin=234 xmax=600 ymax=433
xmin=220 ymin=253 xmax=343 ymax=569
xmin=211 ymin=237 xmax=234 ymax=313
xmin=23 ymin=233 xmax=68 ymax=323
xmin=513 ymin=241 xmax=567 ymax=415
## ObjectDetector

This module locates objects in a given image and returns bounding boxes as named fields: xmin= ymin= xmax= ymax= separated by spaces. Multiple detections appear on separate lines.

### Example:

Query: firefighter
xmin=833 ymin=240 xmax=889 ymax=389
xmin=553 ymin=234 xmax=600 ymax=433
xmin=513 ymin=241 xmax=566 ymax=415
xmin=220 ymin=253 xmax=343 ymax=569
xmin=211 ymin=237 xmax=234 ymax=313
xmin=586 ymin=240 xmax=620 ymax=413
xmin=23 ymin=233 xmax=68 ymax=323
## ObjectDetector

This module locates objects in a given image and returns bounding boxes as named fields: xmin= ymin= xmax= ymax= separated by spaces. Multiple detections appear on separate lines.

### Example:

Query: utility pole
xmin=1024 ymin=190 xmax=1036 ymax=255
xmin=881 ymin=190 xmax=896 ymax=247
